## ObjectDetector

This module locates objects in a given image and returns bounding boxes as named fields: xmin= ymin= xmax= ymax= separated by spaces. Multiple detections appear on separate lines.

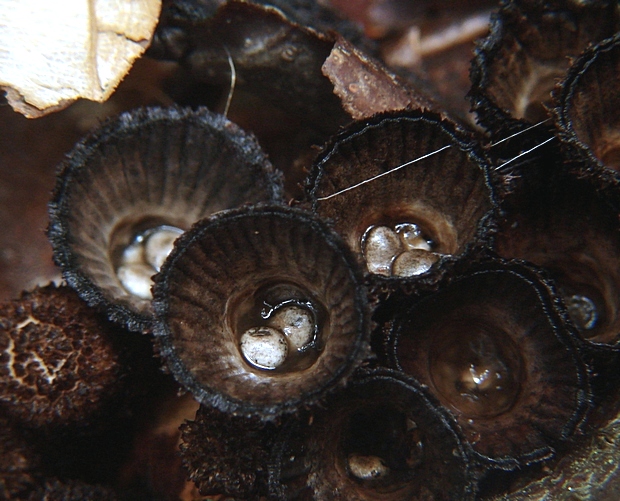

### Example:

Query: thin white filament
xmin=489 ymin=118 xmax=552 ymax=148
xmin=494 ymin=136 xmax=556 ymax=171
xmin=315 ymin=118 xmax=557 ymax=202
xmin=315 ymin=145 xmax=451 ymax=202
xmin=223 ymin=47 xmax=236 ymax=118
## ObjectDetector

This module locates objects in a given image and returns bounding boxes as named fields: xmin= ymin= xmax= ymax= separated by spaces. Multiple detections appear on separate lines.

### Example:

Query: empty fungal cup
xmin=388 ymin=261 xmax=590 ymax=467
xmin=470 ymin=0 xmax=620 ymax=135
xmin=554 ymin=33 xmax=620 ymax=172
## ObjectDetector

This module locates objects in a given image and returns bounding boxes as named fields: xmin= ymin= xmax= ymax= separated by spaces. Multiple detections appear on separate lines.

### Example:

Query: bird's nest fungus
xmin=2 ymin=1 xmax=620 ymax=500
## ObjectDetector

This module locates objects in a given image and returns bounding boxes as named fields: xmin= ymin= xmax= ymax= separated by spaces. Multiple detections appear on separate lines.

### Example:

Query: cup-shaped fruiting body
xmin=470 ymin=0 xmax=620 ymax=136
xmin=152 ymin=205 xmax=369 ymax=419
xmin=268 ymin=369 xmax=476 ymax=501
xmin=0 ymin=285 xmax=124 ymax=428
xmin=307 ymin=110 xmax=495 ymax=283
xmin=554 ymin=33 xmax=620 ymax=173
xmin=386 ymin=261 xmax=590 ymax=467
xmin=48 ymin=106 xmax=283 ymax=332
xmin=496 ymin=167 xmax=620 ymax=347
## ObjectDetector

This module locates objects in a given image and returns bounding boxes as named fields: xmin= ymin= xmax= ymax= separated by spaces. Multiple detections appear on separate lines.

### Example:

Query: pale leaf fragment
xmin=0 ymin=0 xmax=161 ymax=118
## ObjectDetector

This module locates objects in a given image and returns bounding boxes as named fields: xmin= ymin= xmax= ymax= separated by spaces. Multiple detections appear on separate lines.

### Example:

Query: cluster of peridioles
xmin=3 ymin=0 xmax=620 ymax=500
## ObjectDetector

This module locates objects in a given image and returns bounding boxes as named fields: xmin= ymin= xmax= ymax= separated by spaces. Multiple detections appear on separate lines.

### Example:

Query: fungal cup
xmin=152 ymin=205 xmax=369 ymax=419
xmin=470 ymin=0 xmax=620 ymax=136
xmin=268 ymin=369 xmax=476 ymax=501
xmin=386 ymin=261 xmax=590 ymax=467
xmin=554 ymin=33 xmax=620 ymax=173
xmin=48 ymin=106 xmax=283 ymax=332
xmin=307 ymin=110 xmax=496 ymax=283
xmin=496 ymin=167 xmax=620 ymax=347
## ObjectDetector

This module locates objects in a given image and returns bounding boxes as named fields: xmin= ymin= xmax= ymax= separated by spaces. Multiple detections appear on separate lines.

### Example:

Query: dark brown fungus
xmin=48 ymin=106 xmax=283 ymax=332
xmin=269 ymin=369 xmax=476 ymax=501
xmin=0 ymin=285 xmax=124 ymax=428
xmin=495 ymin=167 xmax=620 ymax=348
xmin=554 ymin=33 xmax=620 ymax=173
xmin=387 ymin=261 xmax=590 ymax=467
xmin=307 ymin=110 xmax=495 ymax=282
xmin=180 ymin=404 xmax=277 ymax=499
xmin=469 ymin=0 xmax=620 ymax=136
xmin=152 ymin=205 xmax=369 ymax=419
